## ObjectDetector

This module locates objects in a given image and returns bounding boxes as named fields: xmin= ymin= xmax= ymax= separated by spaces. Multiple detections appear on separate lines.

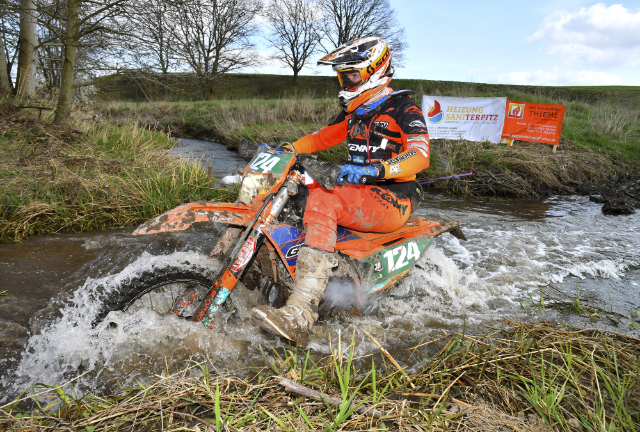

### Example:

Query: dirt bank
xmin=425 ymin=138 xmax=638 ymax=213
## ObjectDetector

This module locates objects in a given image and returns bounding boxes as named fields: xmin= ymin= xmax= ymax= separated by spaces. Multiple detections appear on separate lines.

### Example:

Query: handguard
xmin=300 ymin=159 xmax=342 ymax=190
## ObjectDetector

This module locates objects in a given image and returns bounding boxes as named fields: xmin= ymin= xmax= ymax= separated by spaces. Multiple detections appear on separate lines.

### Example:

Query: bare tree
xmin=17 ymin=0 xmax=39 ymax=97
xmin=1 ymin=1 xmax=18 ymax=93
xmin=0 ymin=34 xmax=10 ymax=93
xmin=172 ymin=0 xmax=262 ymax=98
xmin=318 ymin=0 xmax=406 ymax=64
xmin=48 ymin=0 xmax=130 ymax=123
xmin=37 ymin=23 xmax=63 ymax=93
xmin=126 ymin=0 xmax=175 ymax=75
xmin=263 ymin=0 xmax=320 ymax=85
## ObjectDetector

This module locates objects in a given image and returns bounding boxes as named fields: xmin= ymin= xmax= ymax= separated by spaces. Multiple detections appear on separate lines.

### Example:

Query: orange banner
xmin=501 ymin=101 xmax=566 ymax=145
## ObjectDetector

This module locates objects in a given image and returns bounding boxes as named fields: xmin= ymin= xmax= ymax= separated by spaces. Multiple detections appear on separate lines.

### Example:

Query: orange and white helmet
xmin=318 ymin=37 xmax=394 ymax=112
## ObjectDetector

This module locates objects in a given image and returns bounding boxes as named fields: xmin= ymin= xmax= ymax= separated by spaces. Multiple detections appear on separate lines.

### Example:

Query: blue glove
xmin=336 ymin=165 xmax=379 ymax=186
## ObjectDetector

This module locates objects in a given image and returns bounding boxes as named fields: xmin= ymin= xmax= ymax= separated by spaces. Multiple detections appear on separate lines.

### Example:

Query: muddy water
xmin=1 ymin=140 xmax=639 ymax=400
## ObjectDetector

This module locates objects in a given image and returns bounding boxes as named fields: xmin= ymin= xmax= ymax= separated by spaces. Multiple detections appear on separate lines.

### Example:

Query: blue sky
xmin=254 ymin=1 xmax=640 ymax=86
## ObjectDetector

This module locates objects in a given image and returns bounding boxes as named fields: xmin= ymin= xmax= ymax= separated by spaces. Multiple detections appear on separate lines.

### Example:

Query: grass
xmin=3 ymin=75 xmax=639 ymax=239
xmin=0 ymin=101 xmax=237 ymax=242
xmin=102 ymin=87 xmax=638 ymax=198
xmin=1 ymin=320 xmax=638 ymax=431
xmin=96 ymin=72 xmax=640 ymax=104
xmin=99 ymin=73 xmax=640 ymax=171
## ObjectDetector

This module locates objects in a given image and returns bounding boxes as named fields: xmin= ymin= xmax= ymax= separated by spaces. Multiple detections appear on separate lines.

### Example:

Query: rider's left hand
xmin=337 ymin=165 xmax=379 ymax=185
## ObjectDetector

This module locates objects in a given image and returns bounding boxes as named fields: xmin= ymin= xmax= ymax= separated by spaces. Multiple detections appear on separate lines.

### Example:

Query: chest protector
xmin=346 ymin=90 xmax=415 ymax=166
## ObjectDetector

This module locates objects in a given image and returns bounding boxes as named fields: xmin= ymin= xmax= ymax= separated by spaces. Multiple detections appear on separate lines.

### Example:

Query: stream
xmin=1 ymin=138 xmax=639 ymax=400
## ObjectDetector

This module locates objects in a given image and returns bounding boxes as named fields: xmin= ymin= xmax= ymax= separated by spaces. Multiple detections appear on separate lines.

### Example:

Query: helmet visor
xmin=338 ymin=69 xmax=363 ymax=90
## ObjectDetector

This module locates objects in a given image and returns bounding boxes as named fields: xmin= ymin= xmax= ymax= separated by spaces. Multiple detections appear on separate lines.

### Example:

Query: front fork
xmin=192 ymin=172 xmax=303 ymax=328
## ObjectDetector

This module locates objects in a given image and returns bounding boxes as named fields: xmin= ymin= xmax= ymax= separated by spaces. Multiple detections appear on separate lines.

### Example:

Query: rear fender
xmin=133 ymin=202 xmax=256 ymax=235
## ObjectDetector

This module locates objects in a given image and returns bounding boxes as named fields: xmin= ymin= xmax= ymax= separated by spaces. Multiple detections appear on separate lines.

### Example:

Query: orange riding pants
xmin=303 ymin=185 xmax=412 ymax=252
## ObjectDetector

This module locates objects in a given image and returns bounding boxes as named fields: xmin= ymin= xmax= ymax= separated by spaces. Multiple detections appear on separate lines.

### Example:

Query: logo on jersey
xmin=408 ymin=120 xmax=426 ymax=128
xmin=349 ymin=144 xmax=381 ymax=153
xmin=386 ymin=150 xmax=417 ymax=165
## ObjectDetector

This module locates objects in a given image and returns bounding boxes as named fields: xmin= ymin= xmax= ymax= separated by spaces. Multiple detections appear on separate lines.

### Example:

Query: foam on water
xmin=7 ymin=252 xmax=228 ymax=396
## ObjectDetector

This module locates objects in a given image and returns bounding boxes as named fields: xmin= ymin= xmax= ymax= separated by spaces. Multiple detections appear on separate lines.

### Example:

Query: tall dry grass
xmin=100 ymin=92 xmax=640 ymax=198
xmin=103 ymin=98 xmax=340 ymax=147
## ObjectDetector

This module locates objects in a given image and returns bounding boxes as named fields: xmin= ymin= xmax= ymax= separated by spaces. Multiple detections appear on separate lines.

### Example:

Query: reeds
xmin=428 ymin=137 xmax=625 ymax=198
xmin=2 ymin=320 xmax=638 ymax=431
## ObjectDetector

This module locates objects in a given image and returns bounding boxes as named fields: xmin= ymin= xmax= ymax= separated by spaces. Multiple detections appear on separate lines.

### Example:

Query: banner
xmin=422 ymin=96 xmax=507 ymax=143
xmin=501 ymin=101 xmax=566 ymax=145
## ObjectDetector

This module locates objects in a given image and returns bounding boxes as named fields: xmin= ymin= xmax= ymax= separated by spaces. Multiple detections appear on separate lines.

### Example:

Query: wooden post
xmin=552 ymin=145 xmax=558 ymax=154
xmin=469 ymin=161 xmax=474 ymax=173
xmin=207 ymin=166 xmax=213 ymax=185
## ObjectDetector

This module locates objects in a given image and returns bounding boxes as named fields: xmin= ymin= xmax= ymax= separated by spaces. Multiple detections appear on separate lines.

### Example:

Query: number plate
xmin=363 ymin=236 xmax=434 ymax=294
xmin=248 ymin=147 xmax=293 ymax=174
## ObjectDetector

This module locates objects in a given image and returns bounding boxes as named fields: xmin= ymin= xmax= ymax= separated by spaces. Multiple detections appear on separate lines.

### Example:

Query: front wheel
xmin=93 ymin=261 xmax=218 ymax=326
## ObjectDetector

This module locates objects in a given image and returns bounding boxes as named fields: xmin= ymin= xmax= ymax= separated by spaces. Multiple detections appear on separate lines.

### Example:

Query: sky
xmin=251 ymin=1 xmax=640 ymax=86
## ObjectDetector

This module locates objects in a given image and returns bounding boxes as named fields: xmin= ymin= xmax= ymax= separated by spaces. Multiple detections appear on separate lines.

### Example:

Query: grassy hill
xmin=95 ymin=72 xmax=640 ymax=105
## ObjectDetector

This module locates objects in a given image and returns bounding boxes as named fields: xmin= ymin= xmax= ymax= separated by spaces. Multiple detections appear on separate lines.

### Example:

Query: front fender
xmin=133 ymin=202 xmax=256 ymax=235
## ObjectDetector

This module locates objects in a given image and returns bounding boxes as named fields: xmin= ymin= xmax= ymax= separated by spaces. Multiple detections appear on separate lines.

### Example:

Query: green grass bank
xmin=2 ymin=320 xmax=638 ymax=431
xmin=100 ymin=75 xmax=640 ymax=199
xmin=0 ymin=102 xmax=236 ymax=242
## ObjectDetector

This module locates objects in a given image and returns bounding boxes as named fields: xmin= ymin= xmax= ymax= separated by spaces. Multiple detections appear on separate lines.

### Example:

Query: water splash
xmin=4 ymin=194 xmax=639 ymax=399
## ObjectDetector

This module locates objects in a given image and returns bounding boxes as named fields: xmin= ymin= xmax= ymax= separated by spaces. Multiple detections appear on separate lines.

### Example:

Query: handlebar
xmin=359 ymin=175 xmax=374 ymax=184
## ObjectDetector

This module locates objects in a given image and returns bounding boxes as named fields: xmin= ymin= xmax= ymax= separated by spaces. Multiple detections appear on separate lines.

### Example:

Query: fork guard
xmin=133 ymin=202 xmax=257 ymax=235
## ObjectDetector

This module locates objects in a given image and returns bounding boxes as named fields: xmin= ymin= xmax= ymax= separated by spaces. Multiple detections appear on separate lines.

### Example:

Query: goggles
xmin=338 ymin=69 xmax=364 ymax=91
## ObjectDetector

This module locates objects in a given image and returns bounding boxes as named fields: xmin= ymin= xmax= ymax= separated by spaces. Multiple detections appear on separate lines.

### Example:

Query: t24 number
xmin=250 ymin=153 xmax=281 ymax=172
xmin=383 ymin=241 xmax=421 ymax=272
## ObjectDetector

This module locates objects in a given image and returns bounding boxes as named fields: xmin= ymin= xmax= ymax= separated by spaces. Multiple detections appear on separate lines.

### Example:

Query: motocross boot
xmin=251 ymin=246 xmax=338 ymax=346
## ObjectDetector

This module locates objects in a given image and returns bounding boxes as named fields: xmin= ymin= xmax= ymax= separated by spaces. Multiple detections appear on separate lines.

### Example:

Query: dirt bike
xmin=94 ymin=144 xmax=466 ymax=329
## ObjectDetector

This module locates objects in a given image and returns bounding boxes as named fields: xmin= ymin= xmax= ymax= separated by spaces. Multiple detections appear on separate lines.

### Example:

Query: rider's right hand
xmin=266 ymin=142 xmax=294 ymax=152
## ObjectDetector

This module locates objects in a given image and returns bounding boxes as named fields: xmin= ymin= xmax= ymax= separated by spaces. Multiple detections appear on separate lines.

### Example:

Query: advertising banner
xmin=501 ymin=101 xmax=566 ymax=145
xmin=422 ymin=96 xmax=507 ymax=143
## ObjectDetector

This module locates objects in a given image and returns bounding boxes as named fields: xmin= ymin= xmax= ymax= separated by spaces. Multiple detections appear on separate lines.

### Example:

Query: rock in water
xmin=238 ymin=140 xmax=257 ymax=159
xmin=602 ymin=199 xmax=636 ymax=215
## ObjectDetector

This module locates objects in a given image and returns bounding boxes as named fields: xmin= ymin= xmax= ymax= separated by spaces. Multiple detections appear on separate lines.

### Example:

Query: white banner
xmin=422 ymin=96 xmax=507 ymax=143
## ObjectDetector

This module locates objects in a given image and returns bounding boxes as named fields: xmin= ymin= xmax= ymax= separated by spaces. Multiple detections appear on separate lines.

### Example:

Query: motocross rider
xmin=252 ymin=37 xmax=430 ymax=344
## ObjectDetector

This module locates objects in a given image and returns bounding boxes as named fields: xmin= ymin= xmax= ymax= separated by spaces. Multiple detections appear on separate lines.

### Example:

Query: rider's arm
xmin=375 ymin=103 xmax=430 ymax=179
xmin=292 ymin=111 xmax=349 ymax=154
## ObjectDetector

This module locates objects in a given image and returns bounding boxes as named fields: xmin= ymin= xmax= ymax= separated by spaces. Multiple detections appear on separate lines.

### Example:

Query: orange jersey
xmin=293 ymin=93 xmax=430 ymax=183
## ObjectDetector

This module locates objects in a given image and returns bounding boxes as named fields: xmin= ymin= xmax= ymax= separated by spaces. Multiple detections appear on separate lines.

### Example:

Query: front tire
xmin=93 ymin=262 xmax=217 ymax=326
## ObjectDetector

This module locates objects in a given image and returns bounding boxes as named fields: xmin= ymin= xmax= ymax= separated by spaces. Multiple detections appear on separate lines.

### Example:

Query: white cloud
xmin=493 ymin=69 xmax=622 ymax=86
xmin=528 ymin=3 xmax=640 ymax=67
